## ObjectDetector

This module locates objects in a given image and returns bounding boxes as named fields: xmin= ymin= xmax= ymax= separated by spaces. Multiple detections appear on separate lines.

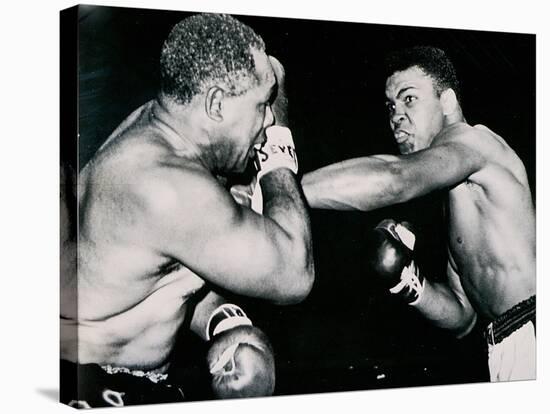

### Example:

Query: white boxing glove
xmin=254 ymin=126 xmax=298 ymax=180
xmin=205 ymin=304 xmax=276 ymax=399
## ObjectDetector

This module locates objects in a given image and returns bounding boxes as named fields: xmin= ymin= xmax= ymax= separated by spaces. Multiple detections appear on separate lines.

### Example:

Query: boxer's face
xmin=385 ymin=66 xmax=445 ymax=154
xmin=221 ymin=49 xmax=276 ymax=173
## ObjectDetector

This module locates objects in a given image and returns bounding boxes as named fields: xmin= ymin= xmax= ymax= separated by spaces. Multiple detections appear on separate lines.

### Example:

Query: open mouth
xmin=394 ymin=130 xmax=411 ymax=144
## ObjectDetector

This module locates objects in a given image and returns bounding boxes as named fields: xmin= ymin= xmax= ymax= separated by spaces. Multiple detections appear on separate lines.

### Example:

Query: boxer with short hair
xmin=61 ymin=13 xmax=314 ymax=407
xmin=302 ymin=46 xmax=535 ymax=381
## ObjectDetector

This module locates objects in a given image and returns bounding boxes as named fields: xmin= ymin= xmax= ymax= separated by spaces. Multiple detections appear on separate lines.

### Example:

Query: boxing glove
xmin=367 ymin=219 xmax=424 ymax=304
xmin=205 ymin=304 xmax=275 ymax=399
xmin=267 ymin=55 xmax=288 ymax=127
xmin=254 ymin=125 xmax=298 ymax=181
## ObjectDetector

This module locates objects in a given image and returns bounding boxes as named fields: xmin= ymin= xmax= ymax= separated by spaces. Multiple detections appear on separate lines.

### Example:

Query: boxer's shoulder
xmin=438 ymin=122 xmax=506 ymax=152
xmin=134 ymin=160 xmax=230 ymax=221
xmin=435 ymin=122 xmax=486 ymax=145
xmin=434 ymin=122 xmax=518 ymax=172
xmin=466 ymin=124 xmax=529 ymax=185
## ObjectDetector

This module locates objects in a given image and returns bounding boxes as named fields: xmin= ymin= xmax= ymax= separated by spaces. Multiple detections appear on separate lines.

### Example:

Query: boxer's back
xmin=61 ymin=105 xmax=206 ymax=371
xmin=445 ymin=124 xmax=535 ymax=321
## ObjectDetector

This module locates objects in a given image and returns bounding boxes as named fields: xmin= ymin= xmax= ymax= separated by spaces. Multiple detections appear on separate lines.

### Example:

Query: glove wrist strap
xmin=209 ymin=342 xmax=240 ymax=374
xmin=206 ymin=304 xmax=253 ymax=341
xmin=388 ymin=261 xmax=424 ymax=305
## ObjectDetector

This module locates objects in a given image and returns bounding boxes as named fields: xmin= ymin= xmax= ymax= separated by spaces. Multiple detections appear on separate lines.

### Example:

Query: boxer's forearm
xmin=413 ymin=279 xmax=477 ymax=338
xmin=261 ymin=170 xmax=311 ymax=245
xmin=260 ymin=169 xmax=314 ymax=302
xmin=301 ymin=167 xmax=364 ymax=210
xmin=301 ymin=157 xmax=408 ymax=211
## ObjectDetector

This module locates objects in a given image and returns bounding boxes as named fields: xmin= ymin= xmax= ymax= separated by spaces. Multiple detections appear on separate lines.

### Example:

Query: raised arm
xmin=302 ymin=124 xmax=487 ymax=211
xmin=139 ymin=166 xmax=313 ymax=305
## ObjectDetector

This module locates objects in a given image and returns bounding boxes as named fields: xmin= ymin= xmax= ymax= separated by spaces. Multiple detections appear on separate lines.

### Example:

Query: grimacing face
xmin=384 ymin=66 xmax=446 ymax=154
xmin=221 ymin=49 xmax=276 ymax=173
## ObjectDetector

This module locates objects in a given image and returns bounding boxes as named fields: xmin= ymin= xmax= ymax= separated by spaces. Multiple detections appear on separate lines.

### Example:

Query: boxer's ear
xmin=440 ymin=88 xmax=458 ymax=116
xmin=205 ymin=86 xmax=224 ymax=122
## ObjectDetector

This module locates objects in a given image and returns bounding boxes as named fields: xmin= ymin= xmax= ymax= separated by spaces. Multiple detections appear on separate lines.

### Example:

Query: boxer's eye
xmin=404 ymin=95 xmax=417 ymax=105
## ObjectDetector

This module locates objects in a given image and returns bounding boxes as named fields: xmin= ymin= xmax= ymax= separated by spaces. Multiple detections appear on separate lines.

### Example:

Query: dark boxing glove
xmin=368 ymin=219 xmax=424 ymax=305
xmin=205 ymin=304 xmax=275 ymax=399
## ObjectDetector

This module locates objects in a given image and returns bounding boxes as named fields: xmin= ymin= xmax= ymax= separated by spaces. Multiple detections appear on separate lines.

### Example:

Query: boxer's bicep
xmin=396 ymin=140 xmax=486 ymax=198
xmin=146 ymin=176 xmax=301 ymax=303
xmin=302 ymin=156 xmax=406 ymax=211
xmin=300 ymin=146 xmax=479 ymax=212
xmin=403 ymin=124 xmax=492 ymax=191
xmin=202 ymin=204 xmax=306 ymax=302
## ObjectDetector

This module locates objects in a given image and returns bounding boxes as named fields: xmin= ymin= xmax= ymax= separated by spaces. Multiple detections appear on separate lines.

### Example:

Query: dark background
xmin=74 ymin=5 xmax=535 ymax=400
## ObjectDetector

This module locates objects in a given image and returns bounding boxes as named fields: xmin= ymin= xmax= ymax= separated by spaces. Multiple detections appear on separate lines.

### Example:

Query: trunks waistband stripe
xmin=485 ymin=295 xmax=535 ymax=346
xmin=101 ymin=364 xmax=168 ymax=384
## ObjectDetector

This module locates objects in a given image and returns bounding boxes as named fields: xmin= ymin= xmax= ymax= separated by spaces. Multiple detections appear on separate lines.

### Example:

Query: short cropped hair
xmin=160 ymin=13 xmax=266 ymax=105
xmin=384 ymin=46 xmax=461 ymax=103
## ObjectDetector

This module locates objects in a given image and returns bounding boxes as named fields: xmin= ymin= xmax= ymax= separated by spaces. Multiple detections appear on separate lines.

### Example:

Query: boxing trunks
xmin=60 ymin=359 xmax=186 ymax=408
xmin=485 ymin=295 xmax=536 ymax=382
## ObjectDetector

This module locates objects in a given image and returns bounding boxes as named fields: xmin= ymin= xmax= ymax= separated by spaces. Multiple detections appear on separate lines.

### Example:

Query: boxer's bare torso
xmin=442 ymin=124 xmax=535 ymax=321
xmin=302 ymin=123 xmax=535 ymax=324
xmin=61 ymin=102 xmax=209 ymax=372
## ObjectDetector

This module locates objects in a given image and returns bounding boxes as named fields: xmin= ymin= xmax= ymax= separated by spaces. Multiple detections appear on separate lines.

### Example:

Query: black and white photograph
xmin=59 ymin=3 xmax=537 ymax=408
xmin=3 ymin=0 xmax=547 ymax=413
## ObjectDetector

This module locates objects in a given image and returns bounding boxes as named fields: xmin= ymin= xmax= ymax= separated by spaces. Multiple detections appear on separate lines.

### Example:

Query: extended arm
xmin=139 ymin=169 xmax=312 ymax=305
xmin=302 ymin=125 xmax=486 ymax=211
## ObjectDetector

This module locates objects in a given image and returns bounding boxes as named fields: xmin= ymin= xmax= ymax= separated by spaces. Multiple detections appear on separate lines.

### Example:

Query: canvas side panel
xmin=60 ymin=4 xmax=79 ymax=408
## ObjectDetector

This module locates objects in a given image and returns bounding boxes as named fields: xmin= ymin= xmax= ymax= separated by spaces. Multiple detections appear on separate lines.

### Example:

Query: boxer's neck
xmin=443 ymin=104 xmax=465 ymax=128
xmin=152 ymin=97 xmax=219 ymax=172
